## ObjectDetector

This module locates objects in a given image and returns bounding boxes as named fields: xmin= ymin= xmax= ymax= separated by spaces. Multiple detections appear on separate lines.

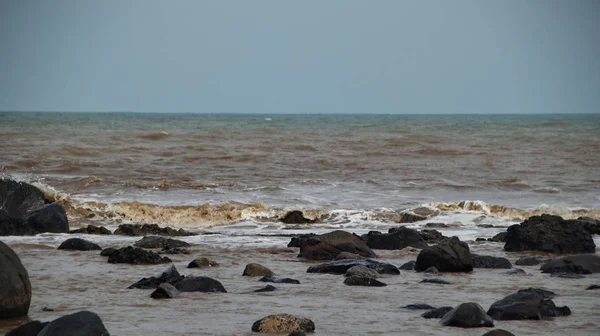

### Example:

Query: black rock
xmin=281 ymin=210 xmax=315 ymax=224
xmin=306 ymin=259 xmax=400 ymax=275
xmin=298 ymin=230 xmax=377 ymax=260
xmin=187 ymin=257 xmax=219 ymax=268
xmin=160 ymin=247 xmax=189 ymax=254
xmin=0 ymin=210 xmax=34 ymax=236
xmin=37 ymin=311 xmax=109 ymax=336
xmin=504 ymin=214 xmax=595 ymax=253
xmin=150 ymin=283 xmax=180 ymax=299
xmin=114 ymin=223 xmax=195 ymax=236
xmin=401 ymin=304 xmax=436 ymax=310
xmin=540 ymin=254 xmax=600 ymax=274
xmin=488 ymin=232 xmax=507 ymax=242
xmin=107 ymin=246 xmax=172 ymax=264
xmin=243 ymin=263 xmax=274 ymax=277
xmin=259 ymin=276 xmax=300 ymax=284
xmin=414 ymin=237 xmax=473 ymax=272
xmin=365 ymin=226 xmax=428 ymax=250
xmin=0 ymin=179 xmax=45 ymax=218
xmin=24 ymin=204 xmax=69 ymax=233
xmin=99 ymin=248 xmax=117 ymax=257
xmin=487 ymin=289 xmax=570 ymax=320
xmin=255 ymin=284 xmax=277 ymax=292
xmin=505 ymin=268 xmax=526 ymax=275
xmin=481 ymin=329 xmax=516 ymax=336
xmin=421 ymin=278 xmax=452 ymax=285
xmin=58 ymin=238 xmax=101 ymax=251
xmin=472 ymin=255 xmax=512 ymax=269
xmin=287 ymin=234 xmax=317 ymax=248
xmin=517 ymin=288 xmax=555 ymax=299
xmin=128 ymin=265 xmax=184 ymax=289
xmin=440 ymin=302 xmax=494 ymax=328
xmin=422 ymin=306 xmax=453 ymax=319
xmin=586 ymin=284 xmax=600 ymax=290
xmin=69 ymin=225 xmax=112 ymax=235
xmin=399 ymin=260 xmax=416 ymax=270
xmin=174 ymin=276 xmax=227 ymax=293
xmin=5 ymin=320 xmax=49 ymax=336
xmin=577 ymin=216 xmax=600 ymax=235
xmin=343 ymin=276 xmax=387 ymax=287
xmin=0 ymin=241 xmax=32 ymax=318
xmin=133 ymin=236 xmax=191 ymax=249
xmin=476 ymin=238 xmax=487 ymax=242
xmin=550 ymin=272 xmax=585 ymax=279
xmin=423 ymin=266 xmax=439 ymax=274
xmin=515 ymin=256 xmax=544 ymax=266
xmin=419 ymin=229 xmax=447 ymax=243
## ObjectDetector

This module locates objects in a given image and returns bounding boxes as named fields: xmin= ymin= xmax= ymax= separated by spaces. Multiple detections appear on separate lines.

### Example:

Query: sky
xmin=0 ymin=0 xmax=599 ymax=114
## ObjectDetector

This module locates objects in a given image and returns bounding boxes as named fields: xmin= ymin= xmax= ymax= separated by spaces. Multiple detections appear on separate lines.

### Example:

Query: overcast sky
xmin=1 ymin=0 xmax=599 ymax=114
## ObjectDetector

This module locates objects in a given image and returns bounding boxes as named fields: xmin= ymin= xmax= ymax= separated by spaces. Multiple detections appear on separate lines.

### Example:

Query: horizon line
xmin=1 ymin=110 xmax=599 ymax=115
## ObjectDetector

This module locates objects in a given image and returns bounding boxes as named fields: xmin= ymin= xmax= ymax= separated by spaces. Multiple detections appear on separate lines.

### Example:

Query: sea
xmin=1 ymin=112 xmax=599 ymax=335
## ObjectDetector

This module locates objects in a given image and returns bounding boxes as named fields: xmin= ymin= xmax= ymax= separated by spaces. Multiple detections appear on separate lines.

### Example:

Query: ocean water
xmin=1 ymin=112 xmax=600 ymax=335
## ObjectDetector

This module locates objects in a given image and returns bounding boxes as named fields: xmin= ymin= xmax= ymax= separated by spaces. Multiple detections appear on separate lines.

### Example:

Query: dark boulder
xmin=133 ymin=236 xmax=190 ymax=249
xmin=187 ymin=257 xmax=218 ymax=268
xmin=99 ymin=248 xmax=117 ymax=257
xmin=287 ymin=234 xmax=317 ymax=248
xmin=259 ymin=276 xmax=300 ymax=284
xmin=399 ymin=260 xmax=416 ymax=270
xmin=174 ymin=276 xmax=227 ymax=293
xmin=504 ymin=214 xmax=595 ymax=253
xmin=298 ymin=230 xmax=377 ymax=260
xmin=24 ymin=204 xmax=69 ymax=233
xmin=487 ymin=289 xmax=570 ymax=320
xmin=440 ymin=302 xmax=494 ymax=328
xmin=344 ymin=265 xmax=379 ymax=278
xmin=518 ymin=288 xmax=555 ymax=299
xmin=0 ymin=179 xmax=45 ymax=218
xmin=255 ymin=285 xmax=277 ymax=292
xmin=107 ymin=246 xmax=172 ymax=264
xmin=481 ymin=330 xmax=516 ymax=336
xmin=280 ymin=210 xmax=315 ymax=224
xmin=69 ymin=225 xmax=111 ymax=235
xmin=37 ymin=311 xmax=109 ymax=336
xmin=5 ymin=320 xmax=48 ymax=336
xmin=0 ymin=241 xmax=32 ymax=318
xmin=0 ymin=210 xmax=33 ymax=236
xmin=472 ymin=255 xmax=512 ymax=269
xmin=58 ymin=238 xmax=101 ymax=251
xmin=343 ymin=276 xmax=387 ymax=287
xmin=419 ymin=229 xmax=446 ymax=243
xmin=113 ymin=223 xmax=195 ymax=236
xmin=150 ymin=283 xmax=180 ymax=299
xmin=422 ymin=306 xmax=453 ymax=319
xmin=128 ymin=265 xmax=184 ymax=289
xmin=515 ymin=256 xmax=544 ymax=266
xmin=414 ymin=237 xmax=473 ymax=272
xmin=586 ymin=284 xmax=600 ymax=290
xmin=421 ymin=278 xmax=452 ymax=285
xmin=307 ymin=259 xmax=399 ymax=275
xmin=365 ymin=226 xmax=428 ymax=250
xmin=243 ymin=263 xmax=274 ymax=277
xmin=578 ymin=216 xmax=600 ymax=235
xmin=401 ymin=304 xmax=436 ymax=310
xmin=488 ymin=232 xmax=507 ymax=242
xmin=540 ymin=254 xmax=600 ymax=274
xmin=251 ymin=314 xmax=315 ymax=333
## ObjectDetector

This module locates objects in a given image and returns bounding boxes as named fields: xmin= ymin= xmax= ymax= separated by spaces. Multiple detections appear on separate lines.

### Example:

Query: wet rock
xmin=0 ymin=179 xmax=45 ymax=218
xmin=251 ymin=313 xmax=315 ymax=333
xmin=440 ymin=302 xmax=494 ymax=328
xmin=175 ymin=276 xmax=227 ymax=293
xmin=540 ymin=254 xmax=600 ymax=274
xmin=0 ymin=241 xmax=32 ymax=318
xmin=160 ymin=247 xmax=189 ymax=254
xmin=422 ymin=306 xmax=453 ymax=319
xmin=505 ymin=268 xmax=526 ymax=275
xmin=343 ymin=276 xmax=387 ymax=287
xmin=133 ymin=236 xmax=191 ymax=249
xmin=259 ymin=276 xmax=300 ymax=284
xmin=488 ymin=232 xmax=507 ymax=242
xmin=288 ymin=332 xmax=307 ymax=336
xmin=423 ymin=266 xmax=439 ymax=274
xmin=287 ymin=234 xmax=317 ymax=248
xmin=586 ymin=284 xmax=600 ymax=290
xmin=577 ymin=216 xmax=600 ymax=235
xmin=99 ymin=248 xmax=117 ymax=257
xmin=419 ymin=229 xmax=447 ymax=243
xmin=57 ymin=238 xmax=101 ymax=251
xmin=255 ymin=285 xmax=277 ymax=292
xmin=37 ymin=311 xmax=109 ymax=336
xmin=399 ymin=260 xmax=416 ymax=270
xmin=107 ymin=246 xmax=172 ymax=264
xmin=476 ymin=238 xmax=487 ymax=242
xmin=414 ymin=237 xmax=473 ymax=272
xmin=345 ymin=265 xmax=379 ymax=278
xmin=0 ymin=210 xmax=33 ymax=236
xmin=187 ymin=257 xmax=219 ymax=268
xmin=487 ymin=289 xmax=570 ymax=320
xmin=69 ymin=225 xmax=111 ymax=235
xmin=5 ymin=320 xmax=49 ymax=336
xmin=517 ymin=287 xmax=555 ymax=299
xmin=150 ymin=283 xmax=180 ymax=299
xmin=481 ymin=329 xmax=516 ymax=336
xmin=401 ymin=303 xmax=436 ymax=310
xmin=472 ymin=255 xmax=512 ymax=269
xmin=365 ymin=227 xmax=428 ymax=250
xmin=550 ymin=272 xmax=585 ymax=279
xmin=424 ymin=222 xmax=449 ymax=228
xmin=298 ymin=230 xmax=377 ymax=260
xmin=515 ymin=256 xmax=544 ymax=266
xmin=307 ymin=259 xmax=400 ymax=275
xmin=243 ymin=263 xmax=274 ymax=277
xmin=128 ymin=265 xmax=184 ymax=289
xmin=421 ymin=278 xmax=452 ymax=285
xmin=399 ymin=212 xmax=426 ymax=223
xmin=335 ymin=251 xmax=365 ymax=260
xmin=504 ymin=214 xmax=595 ymax=253
xmin=24 ymin=204 xmax=69 ymax=233
xmin=114 ymin=223 xmax=195 ymax=236
xmin=399 ymin=207 xmax=439 ymax=223
xmin=281 ymin=210 xmax=315 ymax=224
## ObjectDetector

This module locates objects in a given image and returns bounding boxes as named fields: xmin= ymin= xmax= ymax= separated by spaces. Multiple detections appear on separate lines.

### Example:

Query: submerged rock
xmin=414 ymin=237 xmax=473 ymax=272
xmin=488 ymin=232 xmax=507 ymax=242
xmin=255 ymin=284 xmax=277 ymax=292
xmin=0 ymin=241 xmax=32 ymax=318
xmin=586 ymin=284 xmax=600 ymax=290
xmin=343 ymin=276 xmax=387 ymax=287
xmin=298 ymin=230 xmax=377 ymax=260
xmin=472 ymin=255 xmax=512 ymax=269
xmin=421 ymin=278 xmax=452 ymax=285
xmin=99 ymin=248 xmax=117 ymax=257
xmin=280 ymin=211 xmax=315 ymax=224
xmin=440 ymin=302 xmax=494 ymax=328
xmin=550 ymin=272 xmax=585 ymax=279
xmin=37 ymin=311 xmax=109 ymax=336
xmin=133 ymin=236 xmax=191 ymax=249
xmin=487 ymin=289 xmax=570 ymax=320
xmin=307 ymin=259 xmax=399 ymax=275
xmin=540 ymin=254 xmax=600 ymax=274
xmin=422 ymin=306 xmax=453 ymax=319
xmin=505 ymin=268 xmax=526 ymax=275
xmin=399 ymin=260 xmax=416 ymax=270
xmin=24 ymin=204 xmax=69 ymax=233
xmin=69 ymin=225 xmax=112 ymax=235
xmin=243 ymin=263 xmax=274 ymax=277
xmin=259 ymin=276 xmax=300 ymax=284
xmin=114 ymin=223 xmax=195 ymax=236
xmin=187 ymin=257 xmax=219 ymax=268
xmin=175 ymin=276 xmax=227 ymax=293
xmin=515 ymin=256 xmax=545 ymax=266
xmin=481 ymin=329 xmax=516 ymax=336
xmin=150 ymin=283 xmax=180 ymax=299
xmin=57 ymin=238 xmax=101 ymax=251
xmin=160 ymin=247 xmax=189 ymax=254
xmin=107 ymin=246 xmax=172 ymax=264
xmin=251 ymin=314 xmax=315 ymax=333
xmin=401 ymin=304 xmax=436 ymax=310
xmin=128 ymin=265 xmax=184 ymax=289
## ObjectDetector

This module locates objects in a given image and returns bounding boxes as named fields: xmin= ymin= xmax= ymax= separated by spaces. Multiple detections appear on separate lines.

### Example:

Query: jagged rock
xmin=540 ymin=254 xmax=600 ymax=274
xmin=24 ymin=204 xmax=69 ymax=233
xmin=114 ymin=223 xmax=195 ymax=236
xmin=335 ymin=252 xmax=364 ymax=260
xmin=187 ymin=257 xmax=219 ymax=268
xmin=128 ymin=265 xmax=184 ymax=289
xmin=69 ymin=225 xmax=111 ymax=235
xmin=487 ymin=289 xmax=570 ymax=320
xmin=414 ymin=237 xmax=473 ymax=272
xmin=37 ymin=311 xmax=109 ymax=336
xmin=259 ymin=276 xmax=300 ymax=284
xmin=505 ymin=268 xmax=526 ymax=275
xmin=401 ymin=304 xmax=436 ymax=310
xmin=440 ymin=302 xmax=494 ymax=328
xmin=251 ymin=313 xmax=315 ymax=333
xmin=107 ymin=246 xmax=172 ymax=264
xmin=472 ymin=255 xmax=512 ymax=269
xmin=306 ymin=259 xmax=399 ymax=275
xmin=586 ymin=284 xmax=600 ymax=290
xmin=365 ymin=227 xmax=428 ymax=250
xmin=5 ymin=320 xmax=48 ymax=336
xmin=133 ymin=236 xmax=190 ymax=249
xmin=504 ymin=214 xmax=595 ymax=253
xmin=481 ymin=329 xmax=516 ymax=336
xmin=298 ymin=230 xmax=377 ymax=260
xmin=0 ymin=241 xmax=32 ymax=318
xmin=99 ymin=248 xmax=117 ymax=257
xmin=287 ymin=234 xmax=317 ymax=248
xmin=344 ymin=265 xmax=379 ymax=278
xmin=175 ymin=276 xmax=227 ymax=293
xmin=243 ymin=263 xmax=274 ymax=277
xmin=421 ymin=278 xmax=452 ymax=285
xmin=399 ymin=260 xmax=416 ymax=270
xmin=281 ymin=210 xmax=315 ymax=224
xmin=422 ymin=306 xmax=453 ymax=319
xmin=550 ymin=272 xmax=585 ymax=279
xmin=343 ymin=276 xmax=387 ymax=287
xmin=150 ymin=283 xmax=180 ymax=299
xmin=488 ymin=232 xmax=507 ymax=242
xmin=255 ymin=285 xmax=277 ymax=292
xmin=57 ymin=238 xmax=101 ymax=251
xmin=515 ymin=256 xmax=544 ymax=266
